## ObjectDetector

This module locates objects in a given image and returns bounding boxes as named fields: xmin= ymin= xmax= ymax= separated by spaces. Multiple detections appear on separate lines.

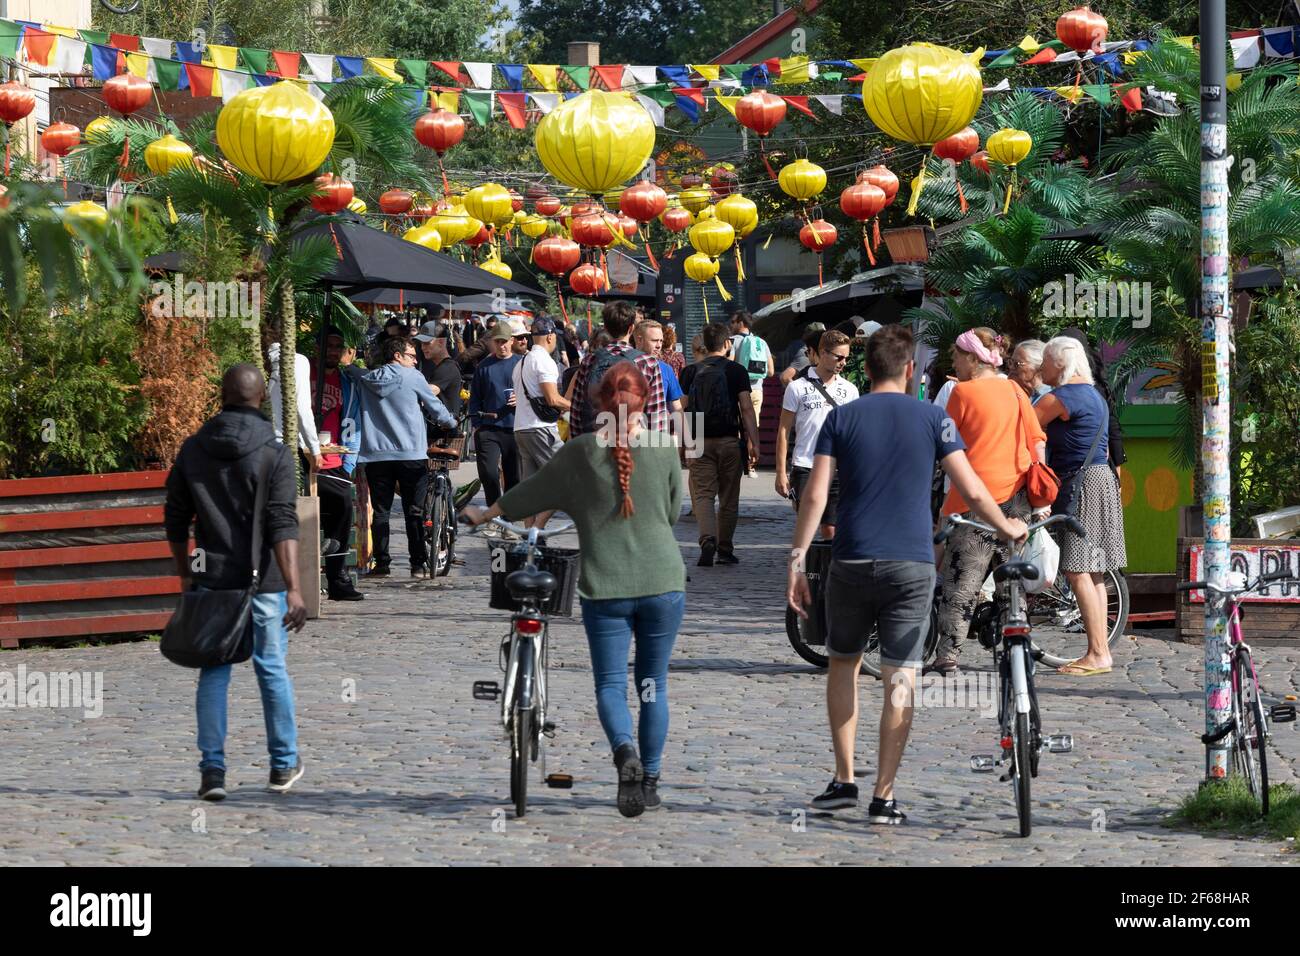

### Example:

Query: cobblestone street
xmin=2 ymin=465 xmax=1298 ymax=865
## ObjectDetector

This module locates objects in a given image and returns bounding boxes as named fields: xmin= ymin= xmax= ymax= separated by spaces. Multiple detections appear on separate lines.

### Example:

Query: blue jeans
xmin=196 ymin=590 xmax=299 ymax=772
xmin=579 ymin=591 xmax=685 ymax=776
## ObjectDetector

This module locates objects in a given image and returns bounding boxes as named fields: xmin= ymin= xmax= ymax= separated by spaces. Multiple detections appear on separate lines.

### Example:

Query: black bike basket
xmin=486 ymin=543 xmax=581 ymax=617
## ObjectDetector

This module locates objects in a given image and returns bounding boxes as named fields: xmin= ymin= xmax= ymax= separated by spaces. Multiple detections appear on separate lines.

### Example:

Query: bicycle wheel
xmin=785 ymin=606 xmax=830 ymax=667
xmin=432 ymin=480 xmax=455 ymax=576
xmin=1013 ymin=710 xmax=1033 ymax=837
xmin=1029 ymin=569 xmax=1129 ymax=667
xmin=510 ymin=704 xmax=533 ymax=819
xmin=1236 ymin=657 xmax=1268 ymax=815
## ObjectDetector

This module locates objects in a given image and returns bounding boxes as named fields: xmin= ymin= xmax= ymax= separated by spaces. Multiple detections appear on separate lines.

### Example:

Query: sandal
xmin=925 ymin=655 xmax=959 ymax=675
xmin=1057 ymin=663 xmax=1112 ymax=676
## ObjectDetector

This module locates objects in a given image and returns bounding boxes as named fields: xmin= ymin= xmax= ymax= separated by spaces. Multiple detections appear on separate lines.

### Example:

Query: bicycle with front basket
xmin=1177 ymin=571 xmax=1298 ymax=815
xmin=937 ymin=511 xmax=1083 ymax=837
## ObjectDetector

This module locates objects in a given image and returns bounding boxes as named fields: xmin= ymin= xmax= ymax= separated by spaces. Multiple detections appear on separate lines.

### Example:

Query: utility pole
xmin=1199 ymin=0 xmax=1232 ymax=781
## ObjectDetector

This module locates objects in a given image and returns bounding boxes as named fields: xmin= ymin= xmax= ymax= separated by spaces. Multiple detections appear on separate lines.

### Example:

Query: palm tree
xmin=1096 ymin=39 xmax=1300 ymax=468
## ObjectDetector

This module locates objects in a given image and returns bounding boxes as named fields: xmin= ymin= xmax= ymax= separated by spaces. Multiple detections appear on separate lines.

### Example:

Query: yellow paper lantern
xmin=63 ymin=200 xmax=108 ymax=234
xmin=535 ymin=90 xmax=655 ymax=194
xmin=348 ymin=197 xmax=367 ymax=214
xmin=683 ymin=252 xmax=719 ymax=282
xmin=695 ymin=204 xmax=718 ymax=221
xmin=778 ymin=159 xmax=826 ymax=201
xmin=85 ymin=116 xmax=115 ymax=144
xmin=480 ymin=258 xmax=512 ymax=280
xmin=986 ymin=127 xmax=1032 ymax=167
xmin=519 ymin=214 xmax=549 ymax=239
xmin=986 ymin=127 xmax=1033 ymax=214
xmin=714 ymin=195 xmax=756 ymax=233
xmin=863 ymin=43 xmax=983 ymax=146
xmin=216 ymin=81 xmax=336 ymax=185
xmin=143 ymin=134 xmax=194 ymax=175
xmin=402 ymin=223 xmax=442 ymax=252
xmin=431 ymin=204 xmax=480 ymax=245
xmin=464 ymin=182 xmax=514 ymax=228
xmin=678 ymin=186 xmax=713 ymax=214
xmin=689 ymin=218 xmax=735 ymax=258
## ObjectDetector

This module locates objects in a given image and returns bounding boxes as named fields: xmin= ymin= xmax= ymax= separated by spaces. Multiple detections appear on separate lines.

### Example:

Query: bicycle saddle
xmin=427 ymin=444 xmax=460 ymax=458
xmin=506 ymin=566 xmax=558 ymax=603
xmin=994 ymin=559 xmax=1040 ymax=583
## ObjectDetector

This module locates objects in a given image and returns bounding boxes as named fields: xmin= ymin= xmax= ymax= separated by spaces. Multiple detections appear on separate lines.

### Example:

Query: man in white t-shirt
xmin=513 ymin=316 xmax=570 ymax=483
xmin=775 ymin=329 xmax=859 ymax=539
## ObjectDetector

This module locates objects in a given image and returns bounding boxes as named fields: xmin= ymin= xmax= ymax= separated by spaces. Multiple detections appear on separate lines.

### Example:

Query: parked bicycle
xmin=419 ymin=427 xmax=464 ymax=578
xmin=1028 ymin=569 xmax=1130 ymax=667
xmin=939 ymin=512 xmax=1081 ymax=837
xmin=468 ymin=517 xmax=577 ymax=818
xmin=1177 ymin=571 xmax=1298 ymax=816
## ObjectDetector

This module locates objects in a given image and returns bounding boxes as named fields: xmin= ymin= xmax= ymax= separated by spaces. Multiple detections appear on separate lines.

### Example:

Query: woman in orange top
xmin=931 ymin=327 xmax=1046 ymax=674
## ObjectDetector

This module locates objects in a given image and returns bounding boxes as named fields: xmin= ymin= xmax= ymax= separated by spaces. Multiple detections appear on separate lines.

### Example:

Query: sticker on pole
xmin=1201 ymin=341 xmax=1218 ymax=401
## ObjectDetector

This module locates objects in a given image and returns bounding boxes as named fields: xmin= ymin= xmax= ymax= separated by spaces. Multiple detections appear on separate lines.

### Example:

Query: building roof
xmin=711 ymin=0 xmax=822 ymax=65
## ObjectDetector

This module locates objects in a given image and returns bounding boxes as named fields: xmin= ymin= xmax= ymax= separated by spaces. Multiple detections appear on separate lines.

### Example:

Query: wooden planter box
xmin=1176 ymin=536 xmax=1300 ymax=642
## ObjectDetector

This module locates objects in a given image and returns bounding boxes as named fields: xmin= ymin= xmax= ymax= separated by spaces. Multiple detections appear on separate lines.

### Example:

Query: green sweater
xmin=496 ymin=433 xmax=685 ymax=600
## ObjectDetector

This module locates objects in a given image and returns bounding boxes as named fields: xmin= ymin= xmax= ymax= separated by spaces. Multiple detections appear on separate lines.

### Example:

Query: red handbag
xmin=1017 ymin=395 xmax=1059 ymax=508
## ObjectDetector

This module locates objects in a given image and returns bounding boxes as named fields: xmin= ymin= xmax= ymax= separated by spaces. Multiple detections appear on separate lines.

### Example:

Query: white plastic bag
xmin=1023 ymin=529 xmax=1060 ymax=594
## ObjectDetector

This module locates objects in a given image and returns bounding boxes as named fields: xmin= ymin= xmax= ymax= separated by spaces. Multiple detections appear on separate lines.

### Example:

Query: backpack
xmin=577 ymin=345 xmax=643 ymax=433
xmin=688 ymin=357 xmax=738 ymax=438
xmin=734 ymin=333 xmax=770 ymax=380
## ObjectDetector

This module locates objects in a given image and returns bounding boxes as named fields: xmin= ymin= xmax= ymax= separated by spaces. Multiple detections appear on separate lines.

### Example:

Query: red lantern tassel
xmin=599 ymin=250 xmax=610 ymax=290
xmin=863 ymin=228 xmax=876 ymax=267
xmin=872 ymin=217 xmax=881 ymax=250
xmin=956 ymin=181 xmax=968 ymax=215
xmin=818 ymin=256 xmax=823 ymax=288
xmin=557 ymin=283 xmax=569 ymax=322
xmin=399 ymin=289 xmax=404 ymax=310
xmin=760 ymin=139 xmax=777 ymax=180
xmin=4 ymin=139 xmax=9 ymax=177
xmin=644 ymin=238 xmax=658 ymax=270
xmin=120 ymin=135 xmax=130 ymax=170
xmin=329 ymin=223 xmax=343 ymax=259
xmin=438 ymin=155 xmax=450 ymax=197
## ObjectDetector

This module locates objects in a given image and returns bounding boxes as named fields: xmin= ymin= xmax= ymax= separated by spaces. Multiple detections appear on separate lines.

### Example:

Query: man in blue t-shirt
xmin=788 ymin=323 xmax=1027 ymax=825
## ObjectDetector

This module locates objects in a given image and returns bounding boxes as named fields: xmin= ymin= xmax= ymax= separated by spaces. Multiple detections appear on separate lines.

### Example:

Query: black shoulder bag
xmin=160 ymin=445 xmax=276 ymax=668
xmin=520 ymin=361 xmax=563 ymax=424
xmin=805 ymin=371 xmax=844 ymax=409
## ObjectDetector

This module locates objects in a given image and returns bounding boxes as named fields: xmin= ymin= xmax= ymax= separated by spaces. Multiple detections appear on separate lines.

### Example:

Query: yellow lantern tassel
xmin=702 ymin=294 xmax=709 ymax=323
xmin=714 ymin=274 xmax=732 ymax=302
xmin=1003 ymin=167 xmax=1016 ymax=215
xmin=167 ymin=196 xmax=177 ymax=224
xmin=762 ymin=233 xmax=773 ymax=250
xmin=733 ymin=244 xmax=745 ymax=282
xmin=906 ymin=163 xmax=928 ymax=217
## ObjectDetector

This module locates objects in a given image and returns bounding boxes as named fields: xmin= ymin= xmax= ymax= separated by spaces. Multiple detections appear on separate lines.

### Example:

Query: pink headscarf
xmin=955 ymin=329 xmax=1003 ymax=367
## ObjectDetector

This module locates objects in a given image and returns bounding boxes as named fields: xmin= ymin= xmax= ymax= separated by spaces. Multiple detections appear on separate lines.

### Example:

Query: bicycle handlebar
xmin=1177 ymin=570 xmax=1298 ymax=596
xmin=933 ymin=512 xmax=1084 ymax=546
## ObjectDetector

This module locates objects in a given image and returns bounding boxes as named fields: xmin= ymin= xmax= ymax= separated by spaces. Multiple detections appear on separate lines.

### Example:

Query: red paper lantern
xmin=414 ymin=109 xmax=465 ymax=154
xmin=661 ymin=207 xmax=692 ymax=233
xmin=735 ymin=90 xmax=786 ymax=137
xmin=800 ymin=219 xmax=838 ymax=252
xmin=859 ymin=165 xmax=899 ymax=206
xmin=464 ymin=223 xmax=491 ymax=248
xmin=533 ymin=236 xmax=581 ymax=276
xmin=571 ymin=211 xmax=619 ymax=248
xmin=410 ymin=201 xmax=434 ymax=221
xmin=40 ymin=122 xmax=81 ymax=157
xmin=102 ymin=74 xmax=152 ymax=116
xmin=679 ymin=173 xmax=704 ymax=189
xmin=617 ymin=214 xmax=639 ymax=239
xmin=1056 ymin=5 xmax=1108 ymax=54
xmin=508 ymin=189 xmax=524 ymax=212
xmin=570 ymin=200 xmax=600 ymax=219
xmin=0 ymin=82 xmax=34 ymax=125
xmin=932 ymin=127 xmax=980 ymax=164
xmin=379 ymin=188 xmax=413 ymax=215
xmin=535 ymin=196 xmax=562 ymax=217
xmin=620 ymin=180 xmax=668 ymax=222
xmin=971 ymin=150 xmax=991 ymax=175
xmin=311 ymin=173 xmax=354 ymax=213
xmin=524 ymin=182 xmax=549 ymax=201
xmin=569 ymin=263 xmax=606 ymax=296
xmin=709 ymin=166 xmax=739 ymax=197
xmin=839 ymin=182 xmax=886 ymax=222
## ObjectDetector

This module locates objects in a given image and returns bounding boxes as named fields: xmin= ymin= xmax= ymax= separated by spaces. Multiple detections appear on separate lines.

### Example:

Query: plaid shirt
xmin=570 ymin=340 xmax=667 ymax=436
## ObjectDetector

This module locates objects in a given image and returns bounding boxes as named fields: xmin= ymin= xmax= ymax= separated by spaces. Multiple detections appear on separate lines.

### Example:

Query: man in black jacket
xmin=164 ymin=364 xmax=307 ymax=802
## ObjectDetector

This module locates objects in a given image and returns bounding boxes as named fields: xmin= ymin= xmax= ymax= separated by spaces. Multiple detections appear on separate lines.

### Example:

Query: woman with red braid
xmin=463 ymin=363 xmax=686 ymax=818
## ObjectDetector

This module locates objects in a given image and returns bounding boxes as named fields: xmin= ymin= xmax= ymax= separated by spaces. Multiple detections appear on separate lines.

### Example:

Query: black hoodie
xmin=164 ymin=405 xmax=299 ymax=593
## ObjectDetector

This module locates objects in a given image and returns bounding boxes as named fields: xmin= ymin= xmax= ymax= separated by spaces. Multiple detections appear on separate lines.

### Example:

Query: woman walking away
xmin=1036 ymin=336 xmax=1126 ymax=676
xmin=464 ymin=363 xmax=685 ymax=817
xmin=931 ymin=328 xmax=1045 ymax=674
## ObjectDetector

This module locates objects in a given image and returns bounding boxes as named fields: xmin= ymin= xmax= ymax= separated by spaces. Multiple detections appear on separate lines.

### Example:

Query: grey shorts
xmin=825 ymin=559 xmax=936 ymax=668
xmin=515 ymin=427 xmax=562 ymax=481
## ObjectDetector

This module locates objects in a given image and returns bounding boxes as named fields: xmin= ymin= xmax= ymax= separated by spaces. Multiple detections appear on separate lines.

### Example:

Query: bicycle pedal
xmin=970 ymin=754 xmax=996 ymax=773
xmin=542 ymin=720 xmax=557 ymax=738
xmin=1270 ymin=703 xmax=1297 ymax=723
xmin=546 ymin=773 xmax=573 ymax=789
xmin=472 ymin=680 xmax=500 ymax=701
xmin=1046 ymin=734 xmax=1073 ymax=753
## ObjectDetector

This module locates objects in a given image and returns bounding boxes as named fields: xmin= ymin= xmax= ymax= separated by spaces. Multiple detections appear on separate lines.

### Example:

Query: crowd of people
xmin=163 ymin=300 xmax=1127 ymax=824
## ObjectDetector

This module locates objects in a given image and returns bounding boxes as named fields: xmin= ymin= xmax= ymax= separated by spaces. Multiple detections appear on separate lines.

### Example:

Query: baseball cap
xmin=806 ymin=321 xmax=826 ymax=333
xmin=856 ymin=319 xmax=883 ymax=339
xmin=531 ymin=317 xmax=556 ymax=335
xmin=413 ymin=320 xmax=449 ymax=342
xmin=508 ymin=317 xmax=530 ymax=337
